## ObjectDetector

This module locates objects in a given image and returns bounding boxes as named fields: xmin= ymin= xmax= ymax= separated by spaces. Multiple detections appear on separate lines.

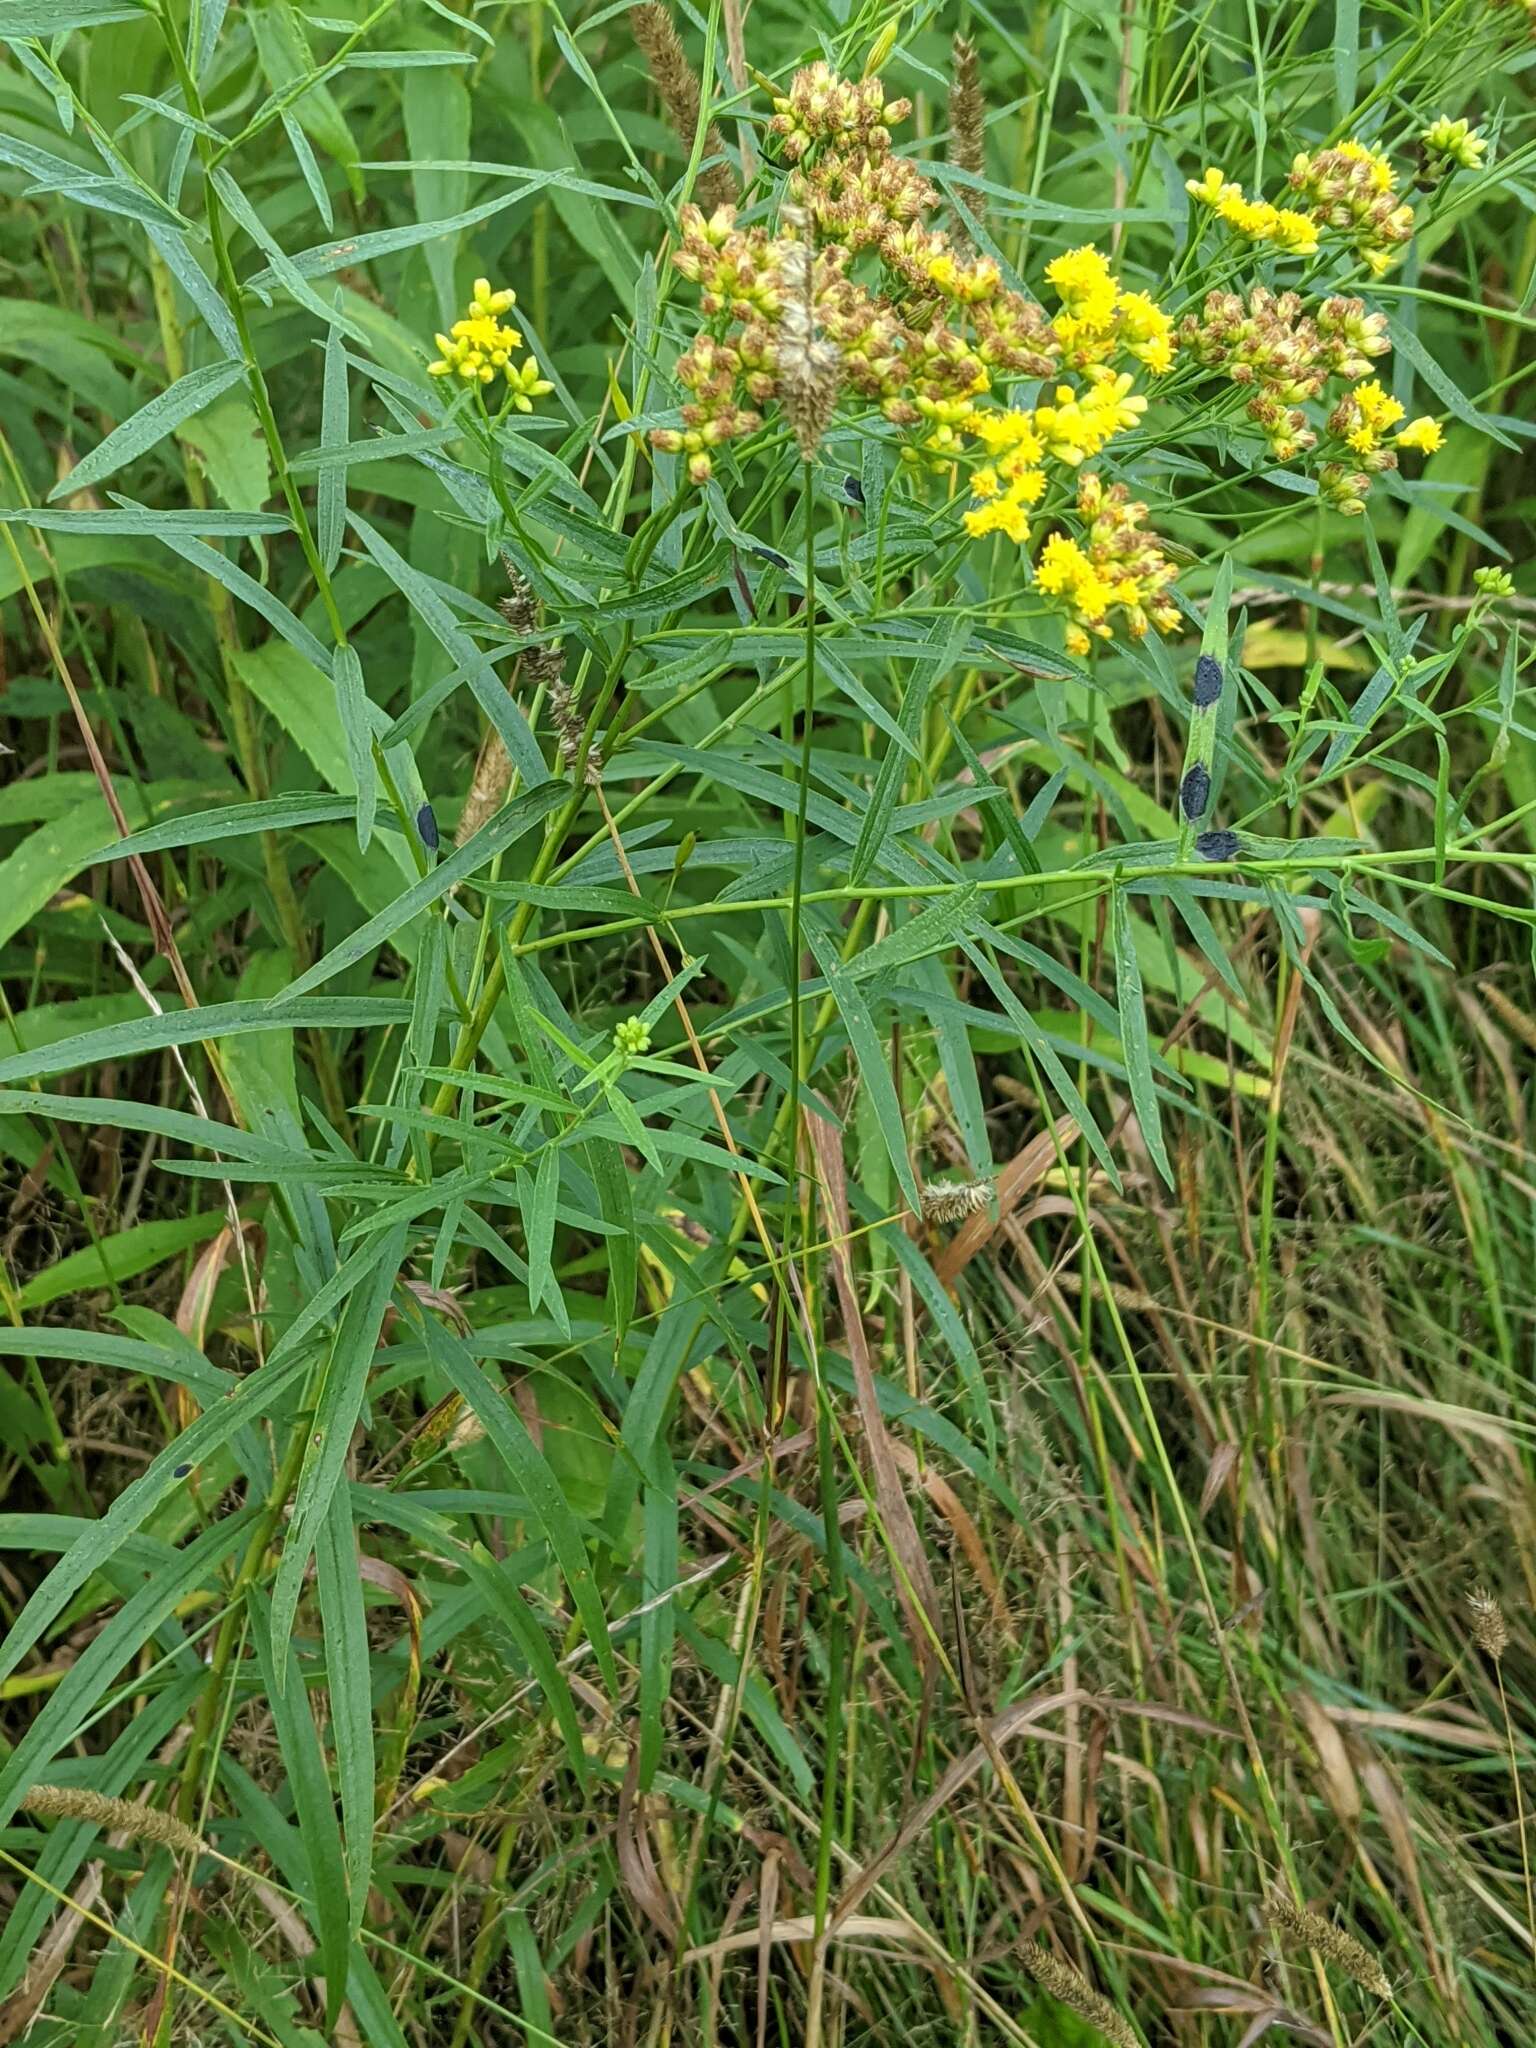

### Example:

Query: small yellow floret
xmin=1395 ymin=415 xmax=1443 ymax=454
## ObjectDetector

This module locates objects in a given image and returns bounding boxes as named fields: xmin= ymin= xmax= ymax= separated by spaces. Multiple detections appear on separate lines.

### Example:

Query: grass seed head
xmin=1265 ymin=1888 xmax=1392 ymax=1998
xmin=921 ymin=1177 xmax=993 ymax=1223
xmin=1468 ymin=1583 xmax=1509 ymax=1659
xmin=948 ymin=35 xmax=987 ymax=230
xmin=22 ymin=1784 xmax=206 ymax=1858
xmin=1020 ymin=1942 xmax=1139 ymax=2048
xmin=630 ymin=3 xmax=737 ymax=214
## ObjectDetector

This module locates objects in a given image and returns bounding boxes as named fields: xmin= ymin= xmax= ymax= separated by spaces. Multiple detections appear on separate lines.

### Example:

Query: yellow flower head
xmin=1114 ymin=290 xmax=1176 ymax=374
xmin=1044 ymin=244 xmax=1118 ymax=330
xmin=1186 ymin=166 xmax=1241 ymax=210
xmin=1331 ymin=376 xmax=1407 ymax=457
xmin=1395 ymin=415 xmax=1443 ymax=454
xmin=1270 ymin=208 xmax=1321 ymax=256
xmin=428 ymin=280 xmax=545 ymax=404
xmin=964 ymin=496 xmax=1030 ymax=543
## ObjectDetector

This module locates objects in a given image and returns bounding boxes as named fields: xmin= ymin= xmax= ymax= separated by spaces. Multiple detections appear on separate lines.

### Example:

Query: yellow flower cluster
xmin=1396 ymin=415 xmax=1444 ymax=453
xmin=1315 ymin=379 xmax=1443 ymax=514
xmin=958 ymin=245 xmax=1164 ymax=550
xmin=428 ymin=280 xmax=553 ymax=411
xmin=1044 ymin=243 xmax=1176 ymax=374
xmin=1339 ymin=377 xmax=1402 ymax=451
xmin=1185 ymin=167 xmax=1319 ymax=256
xmin=656 ymin=67 xmax=1180 ymax=637
xmin=1033 ymin=474 xmax=1180 ymax=654
xmin=1329 ymin=378 xmax=1442 ymax=457
xmin=1187 ymin=139 xmax=1415 ymax=275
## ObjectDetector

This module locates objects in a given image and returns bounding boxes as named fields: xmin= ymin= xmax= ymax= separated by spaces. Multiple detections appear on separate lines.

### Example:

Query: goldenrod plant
xmin=0 ymin=3 xmax=1533 ymax=2045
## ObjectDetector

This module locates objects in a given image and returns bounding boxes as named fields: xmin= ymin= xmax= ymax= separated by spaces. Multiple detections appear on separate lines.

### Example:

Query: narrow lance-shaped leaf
xmin=47 ymin=360 xmax=247 ymax=500
xmin=1177 ymin=552 xmax=1232 ymax=861
xmin=269 ymin=1224 xmax=407 ymax=1675
xmin=1112 ymin=884 xmax=1173 ymax=1188
xmin=270 ymin=780 xmax=566 ymax=1003
xmin=805 ymin=921 xmax=921 ymax=1217
xmin=420 ymin=1316 xmax=618 ymax=1695
xmin=248 ymin=1589 xmax=353 ymax=2029
xmin=315 ymin=1488 xmax=375 ymax=1942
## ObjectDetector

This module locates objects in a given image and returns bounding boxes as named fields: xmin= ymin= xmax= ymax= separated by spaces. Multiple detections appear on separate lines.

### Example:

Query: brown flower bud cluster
xmin=652 ymin=61 xmax=1065 ymax=482
xmin=1288 ymin=143 xmax=1414 ymax=277
xmin=769 ymin=60 xmax=912 ymax=163
xmin=1179 ymin=288 xmax=1389 ymax=463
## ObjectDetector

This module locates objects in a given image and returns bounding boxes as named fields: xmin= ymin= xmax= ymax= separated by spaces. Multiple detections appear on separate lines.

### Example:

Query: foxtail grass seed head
xmin=1020 ymin=1943 xmax=1139 ymax=2048
xmin=630 ymin=3 xmax=737 ymax=214
xmin=1265 ymin=1889 xmax=1392 ymax=1998
xmin=22 ymin=1784 xmax=207 ymax=1859
xmin=921 ymin=1177 xmax=993 ymax=1223
xmin=1468 ymin=1584 xmax=1509 ymax=1659
xmin=948 ymin=35 xmax=986 ymax=231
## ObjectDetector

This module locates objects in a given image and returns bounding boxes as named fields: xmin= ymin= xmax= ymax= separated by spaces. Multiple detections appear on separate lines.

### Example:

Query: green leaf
xmin=271 ymin=781 xmax=566 ymax=1003
xmin=97 ymin=791 xmax=358 ymax=861
xmin=0 ymin=800 xmax=122 ymax=950
xmin=314 ymin=1489 xmax=375 ymax=1939
xmin=350 ymin=513 xmax=549 ymax=788
xmin=420 ymin=1317 xmax=618 ymax=1696
xmin=1112 ymin=885 xmax=1173 ymax=1188
xmin=318 ymin=298 xmax=348 ymax=573
xmin=248 ymin=1589 xmax=353 ymax=2027
xmin=0 ymin=1515 xmax=251 ymax=1831
xmin=47 ymin=361 xmax=246 ymax=501
xmin=269 ymin=1225 xmax=406 ymax=1669
xmin=403 ymin=61 xmax=469 ymax=322
xmin=805 ymin=922 xmax=920 ymax=1217
xmin=460 ymin=1543 xmax=590 ymax=1791
xmin=247 ymin=0 xmax=363 ymax=201
xmin=0 ymin=997 xmax=412 ymax=1087
xmin=1 ymin=0 xmax=149 ymax=31
xmin=154 ymin=526 xmax=333 ymax=673
xmin=175 ymin=390 xmax=271 ymax=512
xmin=232 ymin=641 xmax=352 ymax=791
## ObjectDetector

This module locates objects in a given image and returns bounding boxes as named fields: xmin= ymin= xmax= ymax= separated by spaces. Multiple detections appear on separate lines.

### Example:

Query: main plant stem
xmin=795 ymin=464 xmax=848 ymax=2048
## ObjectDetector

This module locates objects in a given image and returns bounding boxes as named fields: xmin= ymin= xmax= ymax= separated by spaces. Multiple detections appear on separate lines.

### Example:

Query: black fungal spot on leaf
xmin=173 ymin=1463 xmax=192 ymax=1478
xmin=1193 ymin=653 xmax=1224 ymax=708
xmin=1180 ymin=763 xmax=1211 ymax=821
xmin=1196 ymin=828 xmax=1241 ymax=862
xmin=417 ymin=802 xmax=440 ymax=851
